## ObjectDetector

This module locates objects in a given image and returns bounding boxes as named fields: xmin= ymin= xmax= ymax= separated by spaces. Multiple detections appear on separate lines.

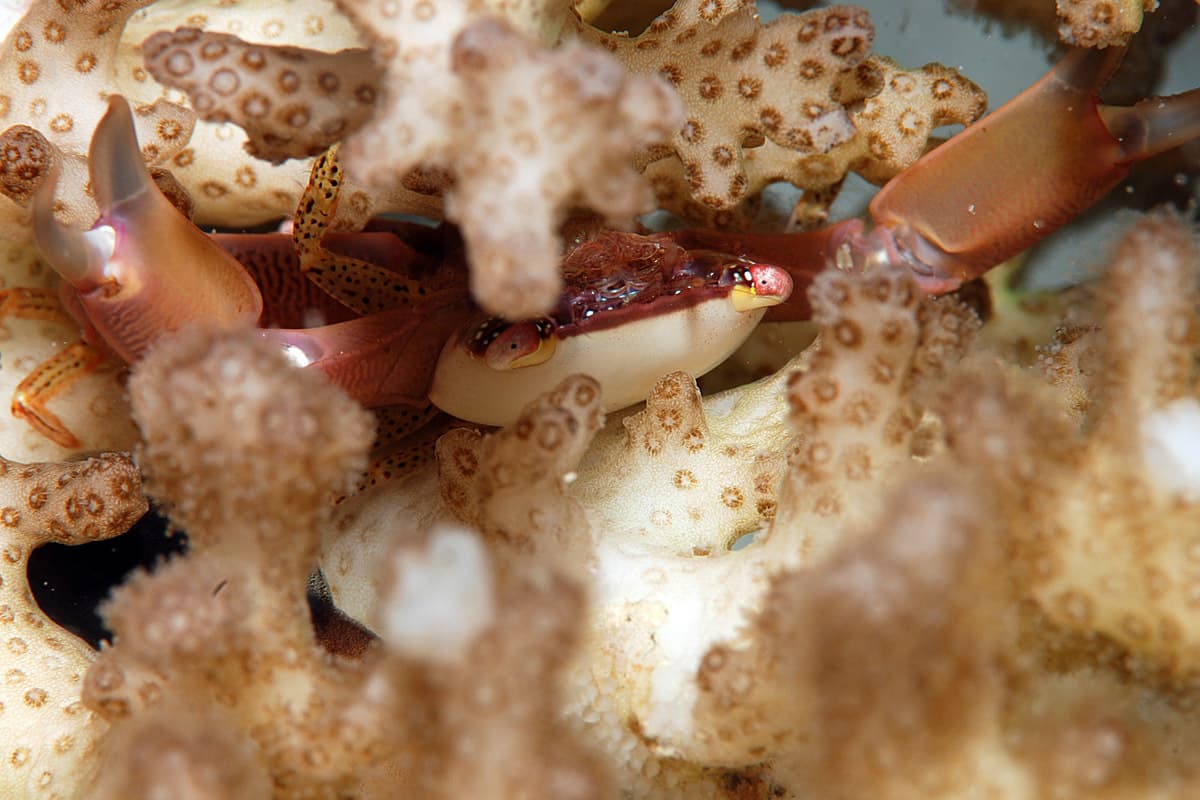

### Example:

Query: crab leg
xmin=291 ymin=146 xmax=442 ymax=315
xmin=11 ymin=341 xmax=109 ymax=449
xmin=861 ymin=46 xmax=1200 ymax=292
xmin=32 ymin=95 xmax=262 ymax=362
xmin=676 ymin=48 xmax=1200 ymax=321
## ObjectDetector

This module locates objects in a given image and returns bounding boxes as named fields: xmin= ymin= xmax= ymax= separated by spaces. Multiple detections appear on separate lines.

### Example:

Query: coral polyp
xmin=0 ymin=0 xmax=1198 ymax=798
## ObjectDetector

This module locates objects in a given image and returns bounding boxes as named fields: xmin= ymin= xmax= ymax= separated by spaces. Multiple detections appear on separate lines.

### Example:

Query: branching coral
xmin=953 ymin=212 xmax=1200 ymax=687
xmin=142 ymin=27 xmax=382 ymax=164
xmin=948 ymin=0 xmax=1165 ymax=48
xmin=0 ymin=452 xmax=146 ymax=799
xmin=767 ymin=264 xmax=979 ymax=566
xmin=1057 ymin=0 xmax=1158 ymax=47
xmin=329 ymin=1 xmax=681 ymax=317
xmin=2 ymin=2 xmax=1199 ymax=799
xmin=82 ymin=326 xmax=609 ymax=799
xmin=628 ymin=8 xmax=984 ymax=227
xmin=0 ymin=0 xmax=193 ymax=234
xmin=576 ymin=3 xmax=875 ymax=211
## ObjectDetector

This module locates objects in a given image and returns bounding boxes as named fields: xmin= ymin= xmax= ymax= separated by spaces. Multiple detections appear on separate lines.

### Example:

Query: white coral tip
xmin=1140 ymin=398 xmax=1200 ymax=501
xmin=380 ymin=524 xmax=495 ymax=663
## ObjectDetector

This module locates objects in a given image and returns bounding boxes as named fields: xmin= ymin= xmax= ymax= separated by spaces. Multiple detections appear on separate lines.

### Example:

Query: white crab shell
xmin=429 ymin=295 xmax=766 ymax=425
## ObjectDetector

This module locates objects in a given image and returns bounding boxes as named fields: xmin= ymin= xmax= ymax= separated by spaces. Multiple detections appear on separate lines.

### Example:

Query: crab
xmin=19 ymin=45 xmax=1200 ymax=449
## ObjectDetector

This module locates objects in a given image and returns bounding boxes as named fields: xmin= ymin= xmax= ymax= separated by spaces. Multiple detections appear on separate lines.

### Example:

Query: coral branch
xmin=0 ymin=452 xmax=146 ymax=798
xmin=142 ymin=28 xmax=382 ymax=165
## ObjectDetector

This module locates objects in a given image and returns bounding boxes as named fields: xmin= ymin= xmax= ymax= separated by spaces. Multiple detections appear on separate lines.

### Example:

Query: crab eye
xmin=483 ymin=319 xmax=558 ymax=371
xmin=729 ymin=264 xmax=793 ymax=312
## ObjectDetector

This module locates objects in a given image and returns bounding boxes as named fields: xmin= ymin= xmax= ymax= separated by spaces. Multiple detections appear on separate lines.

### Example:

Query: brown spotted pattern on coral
xmin=1057 ymin=0 xmax=1157 ymax=47
xmin=336 ymin=6 xmax=680 ymax=318
xmin=0 ymin=452 xmax=146 ymax=799
xmin=438 ymin=374 xmax=603 ymax=563
xmin=86 ymin=326 xmax=390 ymax=797
xmin=577 ymin=3 xmax=875 ymax=212
xmin=943 ymin=213 xmax=1200 ymax=688
xmin=0 ymin=0 xmax=193 ymax=234
xmin=829 ymin=56 xmax=986 ymax=185
xmin=0 ymin=124 xmax=52 ymax=205
xmin=574 ymin=367 xmax=795 ymax=557
xmin=696 ymin=471 xmax=1012 ymax=792
xmin=627 ymin=10 xmax=986 ymax=228
xmin=142 ymin=28 xmax=382 ymax=165
xmin=768 ymin=261 xmax=978 ymax=563
xmin=375 ymin=531 xmax=613 ymax=800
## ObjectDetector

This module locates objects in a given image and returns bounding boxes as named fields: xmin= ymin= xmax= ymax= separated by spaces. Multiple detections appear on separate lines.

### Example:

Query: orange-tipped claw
xmin=861 ymin=47 xmax=1200 ymax=292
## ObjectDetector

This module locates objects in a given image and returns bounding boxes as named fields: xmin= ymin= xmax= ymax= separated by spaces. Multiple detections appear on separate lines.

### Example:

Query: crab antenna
xmin=31 ymin=164 xmax=112 ymax=290
xmin=89 ymin=95 xmax=156 ymax=214
xmin=1100 ymin=88 xmax=1200 ymax=164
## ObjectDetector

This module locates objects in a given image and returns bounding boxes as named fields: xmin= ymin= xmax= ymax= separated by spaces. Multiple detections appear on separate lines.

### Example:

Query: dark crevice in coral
xmin=27 ymin=508 xmax=186 ymax=649
xmin=28 ymin=510 xmax=379 ymax=656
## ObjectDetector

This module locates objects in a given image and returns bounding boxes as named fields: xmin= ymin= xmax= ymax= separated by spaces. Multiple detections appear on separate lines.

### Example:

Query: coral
xmin=85 ymin=326 xmax=608 ymax=799
xmin=584 ymin=3 xmax=986 ymax=228
xmin=944 ymin=212 xmax=1200 ymax=687
xmin=142 ymin=27 xmax=382 ymax=165
xmin=2 ymin=2 xmax=1199 ymax=798
xmin=1056 ymin=0 xmax=1158 ymax=47
xmin=948 ymin=0 xmax=1163 ymax=47
xmin=576 ymin=4 xmax=875 ymax=212
xmin=0 ymin=125 xmax=53 ymax=206
xmin=767 ymin=264 xmax=979 ymax=566
xmin=0 ymin=451 xmax=146 ymax=799
xmin=84 ymin=325 xmax=383 ymax=797
xmin=695 ymin=470 xmax=1014 ymax=796
xmin=0 ymin=0 xmax=193 ymax=235
xmin=333 ymin=1 xmax=681 ymax=317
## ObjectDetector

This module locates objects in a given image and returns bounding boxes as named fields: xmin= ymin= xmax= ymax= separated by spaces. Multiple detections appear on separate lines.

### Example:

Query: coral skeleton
xmin=0 ymin=0 xmax=1198 ymax=798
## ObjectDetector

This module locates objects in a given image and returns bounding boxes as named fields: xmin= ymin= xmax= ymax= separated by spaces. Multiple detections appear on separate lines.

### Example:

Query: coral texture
xmin=0 ymin=452 xmax=146 ymax=798
xmin=0 ymin=0 xmax=1197 ymax=798
xmin=333 ymin=2 xmax=681 ymax=317
xmin=142 ymin=27 xmax=382 ymax=164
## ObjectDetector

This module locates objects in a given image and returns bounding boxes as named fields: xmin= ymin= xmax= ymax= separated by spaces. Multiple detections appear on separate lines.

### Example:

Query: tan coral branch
xmin=142 ymin=28 xmax=382 ymax=165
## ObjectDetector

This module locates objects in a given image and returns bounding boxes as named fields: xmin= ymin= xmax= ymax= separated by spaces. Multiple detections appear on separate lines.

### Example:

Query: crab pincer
xmin=33 ymin=96 xmax=263 ymax=362
xmin=854 ymin=46 xmax=1200 ymax=293
xmin=677 ymin=47 xmax=1200 ymax=320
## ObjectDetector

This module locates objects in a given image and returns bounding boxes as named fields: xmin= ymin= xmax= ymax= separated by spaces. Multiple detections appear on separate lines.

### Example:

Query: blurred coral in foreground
xmin=0 ymin=0 xmax=1198 ymax=797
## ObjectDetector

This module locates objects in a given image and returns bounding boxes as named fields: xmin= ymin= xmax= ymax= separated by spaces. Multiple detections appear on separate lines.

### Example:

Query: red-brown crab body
xmin=25 ymin=46 xmax=1200 ymax=443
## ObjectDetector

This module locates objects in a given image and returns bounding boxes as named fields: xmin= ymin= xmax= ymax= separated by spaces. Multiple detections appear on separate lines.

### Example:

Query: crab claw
xmin=32 ymin=95 xmax=262 ymax=362
xmin=32 ymin=165 xmax=113 ymax=294
xmin=864 ymin=47 xmax=1200 ymax=291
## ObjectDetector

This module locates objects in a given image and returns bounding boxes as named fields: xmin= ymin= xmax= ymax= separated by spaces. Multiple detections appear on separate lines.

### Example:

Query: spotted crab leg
xmin=11 ymin=341 xmax=109 ymax=449
xmin=0 ymin=287 xmax=105 ymax=448
xmin=0 ymin=287 xmax=75 ymax=328
xmin=291 ymin=145 xmax=440 ymax=315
